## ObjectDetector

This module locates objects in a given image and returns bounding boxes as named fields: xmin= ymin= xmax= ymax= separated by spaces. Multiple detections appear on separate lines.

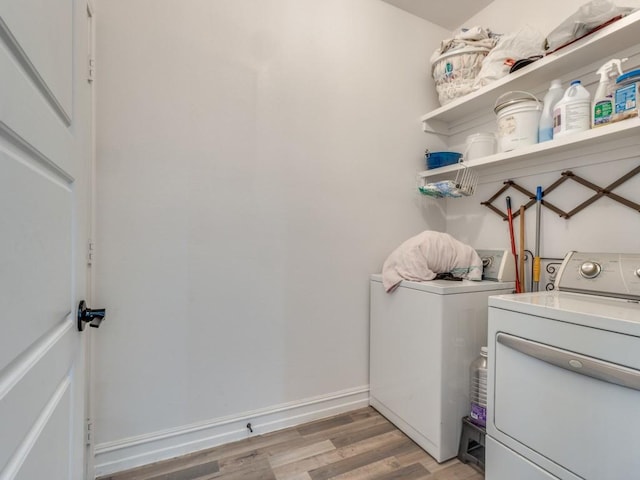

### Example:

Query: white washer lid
xmin=370 ymin=274 xmax=515 ymax=295
xmin=489 ymin=291 xmax=640 ymax=336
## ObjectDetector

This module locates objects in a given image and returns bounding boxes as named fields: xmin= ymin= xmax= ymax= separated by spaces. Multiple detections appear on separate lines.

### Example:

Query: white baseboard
xmin=93 ymin=385 xmax=369 ymax=477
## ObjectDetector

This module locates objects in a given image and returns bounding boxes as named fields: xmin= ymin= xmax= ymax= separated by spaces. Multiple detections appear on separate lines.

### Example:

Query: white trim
xmin=94 ymin=385 xmax=369 ymax=476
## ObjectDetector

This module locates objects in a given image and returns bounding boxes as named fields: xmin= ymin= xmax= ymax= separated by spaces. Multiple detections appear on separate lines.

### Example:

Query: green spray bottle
xmin=592 ymin=58 xmax=626 ymax=128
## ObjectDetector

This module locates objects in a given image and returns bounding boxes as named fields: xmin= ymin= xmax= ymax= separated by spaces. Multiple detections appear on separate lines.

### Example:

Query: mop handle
xmin=533 ymin=187 xmax=542 ymax=290
xmin=506 ymin=197 xmax=521 ymax=293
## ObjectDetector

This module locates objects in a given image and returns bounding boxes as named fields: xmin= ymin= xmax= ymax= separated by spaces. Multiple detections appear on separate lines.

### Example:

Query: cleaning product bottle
xmin=538 ymin=79 xmax=564 ymax=142
xmin=469 ymin=347 xmax=488 ymax=427
xmin=592 ymin=58 xmax=627 ymax=128
xmin=553 ymin=80 xmax=591 ymax=139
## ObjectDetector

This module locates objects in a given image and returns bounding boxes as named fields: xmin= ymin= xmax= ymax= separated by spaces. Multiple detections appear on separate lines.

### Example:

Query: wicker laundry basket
xmin=431 ymin=46 xmax=491 ymax=106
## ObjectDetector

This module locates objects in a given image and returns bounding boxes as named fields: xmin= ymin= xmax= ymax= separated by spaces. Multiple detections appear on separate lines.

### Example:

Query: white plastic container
xmin=538 ymin=79 xmax=564 ymax=142
xmin=553 ymin=80 xmax=591 ymax=139
xmin=469 ymin=346 xmax=488 ymax=427
xmin=614 ymin=69 xmax=640 ymax=122
xmin=465 ymin=133 xmax=496 ymax=160
xmin=494 ymin=91 xmax=542 ymax=152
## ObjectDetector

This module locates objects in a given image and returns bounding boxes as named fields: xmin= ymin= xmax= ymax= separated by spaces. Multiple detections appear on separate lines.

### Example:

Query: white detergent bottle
xmin=553 ymin=80 xmax=591 ymax=139
xmin=538 ymin=79 xmax=564 ymax=142
xmin=592 ymin=58 xmax=627 ymax=127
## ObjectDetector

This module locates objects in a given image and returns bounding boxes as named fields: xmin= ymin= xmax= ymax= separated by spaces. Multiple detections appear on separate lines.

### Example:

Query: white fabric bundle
xmin=546 ymin=0 xmax=634 ymax=52
xmin=382 ymin=231 xmax=483 ymax=293
xmin=472 ymin=25 xmax=545 ymax=90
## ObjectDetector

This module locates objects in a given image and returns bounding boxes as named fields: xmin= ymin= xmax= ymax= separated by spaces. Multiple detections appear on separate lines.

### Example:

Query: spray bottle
xmin=592 ymin=58 xmax=627 ymax=128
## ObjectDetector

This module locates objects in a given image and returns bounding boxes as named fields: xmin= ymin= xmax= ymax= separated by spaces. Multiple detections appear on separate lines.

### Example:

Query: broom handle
xmin=506 ymin=197 xmax=521 ymax=293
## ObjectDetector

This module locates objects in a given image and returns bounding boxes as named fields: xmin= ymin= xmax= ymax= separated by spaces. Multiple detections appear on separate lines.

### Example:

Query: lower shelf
xmin=418 ymin=117 xmax=640 ymax=181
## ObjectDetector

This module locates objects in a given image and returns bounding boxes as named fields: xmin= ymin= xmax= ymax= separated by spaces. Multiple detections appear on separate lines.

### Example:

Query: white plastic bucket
xmin=465 ymin=133 xmax=496 ymax=160
xmin=494 ymin=91 xmax=542 ymax=152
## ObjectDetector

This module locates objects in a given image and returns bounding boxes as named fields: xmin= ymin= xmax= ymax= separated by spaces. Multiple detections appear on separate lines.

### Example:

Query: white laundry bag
xmin=472 ymin=25 xmax=545 ymax=90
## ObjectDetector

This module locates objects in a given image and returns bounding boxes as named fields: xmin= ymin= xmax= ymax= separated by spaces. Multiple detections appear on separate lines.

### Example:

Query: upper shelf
xmin=418 ymin=117 xmax=640 ymax=180
xmin=421 ymin=10 xmax=640 ymax=132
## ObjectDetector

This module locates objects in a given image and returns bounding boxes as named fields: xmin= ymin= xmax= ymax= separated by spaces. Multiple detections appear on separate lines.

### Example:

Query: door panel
xmin=0 ymin=49 xmax=73 ymax=173
xmin=0 ymin=147 xmax=72 ymax=372
xmin=0 ymin=0 xmax=90 ymax=478
xmin=0 ymin=0 xmax=73 ymax=120
xmin=494 ymin=331 xmax=640 ymax=480
xmin=12 ymin=380 xmax=72 ymax=480
xmin=0 ymin=323 xmax=75 ymax=469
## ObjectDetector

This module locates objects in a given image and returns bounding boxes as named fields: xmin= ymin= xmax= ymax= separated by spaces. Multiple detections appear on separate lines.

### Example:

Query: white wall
xmin=447 ymin=0 xmax=640 ymax=271
xmin=93 ymin=0 xmax=640 ymax=474
xmin=93 ymin=0 xmax=448 ymax=473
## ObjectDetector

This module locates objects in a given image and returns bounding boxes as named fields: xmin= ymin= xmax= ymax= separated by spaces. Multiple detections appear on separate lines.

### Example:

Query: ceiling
xmin=380 ymin=0 xmax=494 ymax=30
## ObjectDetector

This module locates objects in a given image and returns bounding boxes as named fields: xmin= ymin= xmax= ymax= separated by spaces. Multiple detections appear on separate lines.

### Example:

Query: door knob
xmin=77 ymin=300 xmax=106 ymax=331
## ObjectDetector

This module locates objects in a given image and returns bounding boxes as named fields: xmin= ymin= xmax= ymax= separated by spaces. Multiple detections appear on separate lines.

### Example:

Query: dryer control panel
xmin=556 ymin=252 xmax=640 ymax=301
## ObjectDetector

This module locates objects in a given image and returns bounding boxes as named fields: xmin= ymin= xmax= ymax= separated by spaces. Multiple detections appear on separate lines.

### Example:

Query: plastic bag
xmin=545 ymin=0 xmax=635 ymax=52
xmin=472 ymin=25 xmax=545 ymax=90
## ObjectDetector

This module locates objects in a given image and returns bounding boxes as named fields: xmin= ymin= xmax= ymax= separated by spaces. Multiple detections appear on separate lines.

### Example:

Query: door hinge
xmin=85 ymin=418 xmax=93 ymax=445
xmin=88 ymin=56 xmax=95 ymax=83
xmin=88 ymin=240 xmax=95 ymax=266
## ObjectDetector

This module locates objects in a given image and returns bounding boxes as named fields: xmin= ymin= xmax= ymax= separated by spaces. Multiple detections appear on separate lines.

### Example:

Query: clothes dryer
xmin=486 ymin=252 xmax=640 ymax=479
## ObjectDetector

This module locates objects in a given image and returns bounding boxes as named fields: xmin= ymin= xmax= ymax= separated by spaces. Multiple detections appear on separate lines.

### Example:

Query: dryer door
xmin=489 ymin=307 xmax=640 ymax=480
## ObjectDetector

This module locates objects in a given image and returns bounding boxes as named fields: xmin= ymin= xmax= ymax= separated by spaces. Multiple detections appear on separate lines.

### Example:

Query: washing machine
xmin=369 ymin=249 xmax=515 ymax=462
xmin=486 ymin=252 xmax=640 ymax=480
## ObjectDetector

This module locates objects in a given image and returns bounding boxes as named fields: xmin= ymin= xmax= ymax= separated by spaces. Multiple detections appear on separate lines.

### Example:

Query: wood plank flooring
xmin=97 ymin=407 xmax=483 ymax=480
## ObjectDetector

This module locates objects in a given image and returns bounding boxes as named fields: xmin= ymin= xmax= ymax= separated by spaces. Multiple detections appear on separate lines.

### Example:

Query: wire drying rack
xmin=418 ymin=160 xmax=479 ymax=198
xmin=481 ymin=165 xmax=640 ymax=220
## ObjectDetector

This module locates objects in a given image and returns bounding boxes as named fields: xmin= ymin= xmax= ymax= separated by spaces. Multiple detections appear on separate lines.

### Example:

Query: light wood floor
xmin=98 ymin=407 xmax=483 ymax=480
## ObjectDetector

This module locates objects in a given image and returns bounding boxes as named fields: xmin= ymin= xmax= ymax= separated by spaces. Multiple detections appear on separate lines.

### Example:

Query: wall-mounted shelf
xmin=421 ymin=10 xmax=640 ymax=134
xmin=418 ymin=117 xmax=640 ymax=181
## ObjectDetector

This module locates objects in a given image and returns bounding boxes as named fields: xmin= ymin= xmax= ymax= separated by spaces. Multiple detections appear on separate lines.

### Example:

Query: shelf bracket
xmin=422 ymin=118 xmax=450 ymax=136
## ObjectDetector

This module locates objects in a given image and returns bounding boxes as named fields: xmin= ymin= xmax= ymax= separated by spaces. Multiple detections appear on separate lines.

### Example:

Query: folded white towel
xmin=381 ymin=231 xmax=483 ymax=292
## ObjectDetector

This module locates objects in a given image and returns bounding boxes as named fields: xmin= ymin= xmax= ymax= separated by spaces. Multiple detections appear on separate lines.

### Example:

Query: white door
xmin=1 ymin=0 xmax=94 ymax=478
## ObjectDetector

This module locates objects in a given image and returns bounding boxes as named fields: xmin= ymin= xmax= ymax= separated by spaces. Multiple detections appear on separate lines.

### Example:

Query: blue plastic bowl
xmin=426 ymin=151 xmax=462 ymax=169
